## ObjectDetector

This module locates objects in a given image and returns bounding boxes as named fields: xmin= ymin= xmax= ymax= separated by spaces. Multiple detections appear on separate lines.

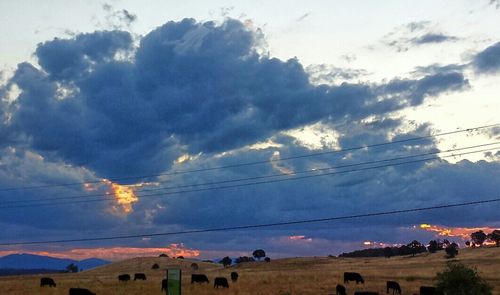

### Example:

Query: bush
xmin=435 ymin=261 xmax=492 ymax=295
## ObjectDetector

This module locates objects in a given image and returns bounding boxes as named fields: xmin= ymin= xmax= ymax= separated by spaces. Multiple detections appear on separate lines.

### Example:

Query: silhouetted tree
xmin=487 ymin=230 xmax=500 ymax=247
xmin=383 ymin=247 xmax=393 ymax=258
xmin=191 ymin=263 xmax=199 ymax=271
xmin=66 ymin=263 xmax=78 ymax=273
xmin=264 ymin=257 xmax=271 ymax=262
xmin=220 ymin=256 xmax=232 ymax=267
xmin=152 ymin=263 xmax=160 ymax=270
xmin=407 ymin=240 xmax=426 ymax=256
xmin=159 ymin=253 xmax=168 ymax=257
xmin=235 ymin=256 xmax=255 ymax=264
xmin=471 ymin=230 xmax=487 ymax=247
xmin=252 ymin=249 xmax=266 ymax=261
xmin=445 ymin=242 xmax=459 ymax=258
xmin=428 ymin=240 xmax=439 ymax=253
xmin=177 ymin=256 xmax=184 ymax=259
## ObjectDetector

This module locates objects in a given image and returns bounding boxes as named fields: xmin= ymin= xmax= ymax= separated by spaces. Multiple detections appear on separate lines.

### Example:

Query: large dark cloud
xmin=0 ymin=18 xmax=469 ymax=179
xmin=472 ymin=42 xmax=500 ymax=74
xmin=0 ymin=18 xmax=496 ymax=258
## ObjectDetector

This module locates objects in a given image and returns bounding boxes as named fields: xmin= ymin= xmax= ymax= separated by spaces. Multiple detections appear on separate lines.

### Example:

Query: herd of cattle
xmin=39 ymin=267 xmax=441 ymax=294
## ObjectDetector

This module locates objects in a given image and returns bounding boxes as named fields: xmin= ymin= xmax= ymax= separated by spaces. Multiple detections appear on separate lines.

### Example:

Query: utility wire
xmin=0 ymin=146 xmax=497 ymax=209
xmin=1 ymin=142 xmax=498 ymax=205
xmin=1 ymin=196 xmax=498 ymax=246
xmin=0 ymin=123 xmax=497 ymax=192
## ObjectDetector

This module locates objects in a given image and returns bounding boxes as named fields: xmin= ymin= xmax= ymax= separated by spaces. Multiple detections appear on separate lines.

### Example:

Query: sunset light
xmin=417 ymin=224 xmax=497 ymax=240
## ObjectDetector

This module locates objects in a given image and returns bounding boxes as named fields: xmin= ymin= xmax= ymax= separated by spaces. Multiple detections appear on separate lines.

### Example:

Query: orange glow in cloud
xmin=84 ymin=179 xmax=157 ymax=215
xmin=417 ymin=224 xmax=497 ymax=240
xmin=288 ymin=235 xmax=313 ymax=242
xmin=0 ymin=244 xmax=200 ymax=261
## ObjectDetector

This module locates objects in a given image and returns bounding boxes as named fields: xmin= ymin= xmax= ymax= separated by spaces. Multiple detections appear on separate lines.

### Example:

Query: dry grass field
xmin=0 ymin=247 xmax=499 ymax=295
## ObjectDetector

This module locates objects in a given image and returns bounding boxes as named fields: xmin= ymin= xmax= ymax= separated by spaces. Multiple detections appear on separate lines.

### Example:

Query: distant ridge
xmin=0 ymin=253 xmax=110 ymax=274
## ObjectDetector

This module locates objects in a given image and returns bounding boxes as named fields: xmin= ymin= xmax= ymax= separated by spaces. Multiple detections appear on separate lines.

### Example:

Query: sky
xmin=0 ymin=0 xmax=499 ymax=261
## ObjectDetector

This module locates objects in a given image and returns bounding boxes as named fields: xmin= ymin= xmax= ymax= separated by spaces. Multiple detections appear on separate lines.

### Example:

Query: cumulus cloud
xmin=472 ymin=42 xmax=500 ymax=74
xmin=0 ymin=18 xmax=497 ymax=258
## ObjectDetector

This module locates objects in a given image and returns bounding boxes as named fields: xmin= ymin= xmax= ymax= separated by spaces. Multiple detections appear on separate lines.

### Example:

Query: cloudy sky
xmin=0 ymin=0 xmax=499 ymax=261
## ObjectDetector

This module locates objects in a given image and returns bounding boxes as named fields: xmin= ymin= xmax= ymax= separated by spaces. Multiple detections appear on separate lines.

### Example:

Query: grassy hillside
xmin=0 ymin=247 xmax=499 ymax=294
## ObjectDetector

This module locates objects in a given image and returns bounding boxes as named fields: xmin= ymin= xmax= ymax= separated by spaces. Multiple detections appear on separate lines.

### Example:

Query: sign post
xmin=166 ymin=268 xmax=182 ymax=295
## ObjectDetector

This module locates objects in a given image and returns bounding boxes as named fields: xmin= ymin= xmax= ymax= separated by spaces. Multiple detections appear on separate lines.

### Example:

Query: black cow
xmin=191 ymin=274 xmax=210 ymax=284
xmin=161 ymin=279 xmax=168 ymax=291
xmin=387 ymin=281 xmax=401 ymax=294
xmin=231 ymin=271 xmax=238 ymax=282
xmin=40 ymin=277 xmax=56 ymax=287
xmin=134 ymin=273 xmax=147 ymax=280
xmin=214 ymin=277 xmax=229 ymax=288
xmin=69 ymin=288 xmax=96 ymax=295
xmin=118 ymin=274 xmax=130 ymax=282
xmin=336 ymin=284 xmax=347 ymax=295
xmin=344 ymin=272 xmax=364 ymax=284
xmin=420 ymin=286 xmax=439 ymax=295
xmin=354 ymin=292 xmax=379 ymax=295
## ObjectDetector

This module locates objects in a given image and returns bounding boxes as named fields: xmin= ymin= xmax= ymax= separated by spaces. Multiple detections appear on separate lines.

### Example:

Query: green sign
xmin=166 ymin=268 xmax=182 ymax=295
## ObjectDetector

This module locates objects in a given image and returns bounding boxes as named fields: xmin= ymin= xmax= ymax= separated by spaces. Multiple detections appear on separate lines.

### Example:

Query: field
xmin=0 ymin=247 xmax=499 ymax=295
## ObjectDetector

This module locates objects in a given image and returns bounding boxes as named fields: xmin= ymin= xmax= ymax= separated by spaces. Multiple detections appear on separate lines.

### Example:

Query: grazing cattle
xmin=118 ymin=274 xmax=130 ymax=282
xmin=161 ymin=279 xmax=168 ymax=291
xmin=214 ymin=277 xmax=229 ymax=288
xmin=354 ymin=292 xmax=379 ymax=295
xmin=336 ymin=284 xmax=347 ymax=295
xmin=420 ymin=286 xmax=438 ymax=295
xmin=191 ymin=274 xmax=210 ymax=284
xmin=231 ymin=271 xmax=239 ymax=282
xmin=387 ymin=281 xmax=401 ymax=294
xmin=344 ymin=272 xmax=364 ymax=284
xmin=134 ymin=273 xmax=147 ymax=280
xmin=69 ymin=288 xmax=96 ymax=295
xmin=40 ymin=277 xmax=56 ymax=287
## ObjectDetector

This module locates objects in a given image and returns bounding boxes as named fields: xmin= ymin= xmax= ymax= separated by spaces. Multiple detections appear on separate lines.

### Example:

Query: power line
xmin=2 ymin=142 xmax=498 ymax=205
xmin=0 ymin=146 xmax=497 ymax=209
xmin=1 ymin=196 xmax=498 ymax=246
xmin=0 ymin=123 xmax=498 ymax=192
xmin=2 ymin=142 xmax=498 ymax=206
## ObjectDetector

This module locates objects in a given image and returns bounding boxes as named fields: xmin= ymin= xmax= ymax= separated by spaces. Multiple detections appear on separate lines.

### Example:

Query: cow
xmin=354 ymin=292 xmax=379 ymax=295
xmin=231 ymin=271 xmax=239 ymax=282
xmin=214 ymin=277 xmax=229 ymax=288
xmin=387 ymin=281 xmax=401 ymax=294
xmin=69 ymin=288 xmax=96 ymax=295
xmin=40 ymin=277 xmax=56 ymax=287
xmin=134 ymin=273 xmax=147 ymax=280
xmin=336 ymin=284 xmax=347 ymax=295
xmin=191 ymin=274 xmax=210 ymax=284
xmin=420 ymin=286 xmax=439 ymax=295
xmin=161 ymin=279 xmax=168 ymax=292
xmin=118 ymin=274 xmax=130 ymax=282
xmin=344 ymin=272 xmax=364 ymax=284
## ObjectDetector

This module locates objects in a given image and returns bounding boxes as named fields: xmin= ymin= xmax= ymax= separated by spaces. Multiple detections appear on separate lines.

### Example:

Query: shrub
xmin=435 ymin=261 xmax=492 ymax=295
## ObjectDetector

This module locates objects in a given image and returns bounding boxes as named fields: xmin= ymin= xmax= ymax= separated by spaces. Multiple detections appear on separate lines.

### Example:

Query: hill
xmin=0 ymin=247 xmax=499 ymax=294
xmin=0 ymin=254 xmax=110 ymax=273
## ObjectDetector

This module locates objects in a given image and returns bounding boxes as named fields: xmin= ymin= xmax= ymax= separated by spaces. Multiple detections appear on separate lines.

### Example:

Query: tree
xmin=220 ymin=256 xmax=232 ymax=267
xmin=159 ymin=253 xmax=168 ymax=257
xmin=471 ymin=230 xmax=487 ymax=247
xmin=435 ymin=261 xmax=492 ymax=295
xmin=66 ymin=263 xmax=79 ymax=273
xmin=252 ymin=249 xmax=266 ymax=261
xmin=428 ymin=240 xmax=439 ymax=253
xmin=264 ymin=257 xmax=271 ymax=262
xmin=177 ymin=256 xmax=184 ymax=259
xmin=407 ymin=240 xmax=426 ymax=256
xmin=487 ymin=230 xmax=500 ymax=247
xmin=191 ymin=263 xmax=199 ymax=271
xmin=383 ymin=247 xmax=393 ymax=258
xmin=445 ymin=242 xmax=459 ymax=258
xmin=235 ymin=256 xmax=255 ymax=264
xmin=152 ymin=263 xmax=160 ymax=270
